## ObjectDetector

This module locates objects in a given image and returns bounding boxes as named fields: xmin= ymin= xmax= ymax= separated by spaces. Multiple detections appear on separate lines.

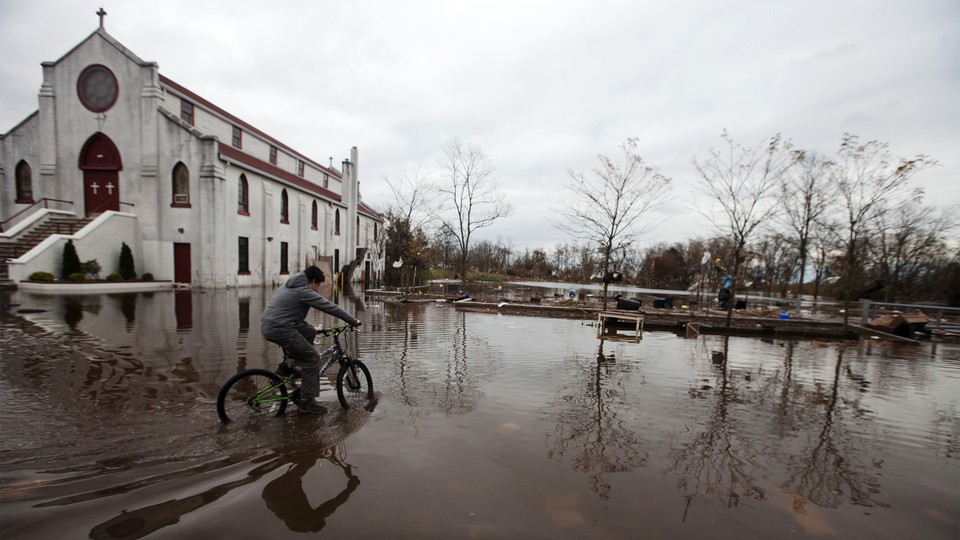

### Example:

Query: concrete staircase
xmin=0 ymin=216 xmax=93 ymax=285
xmin=341 ymin=247 xmax=368 ymax=283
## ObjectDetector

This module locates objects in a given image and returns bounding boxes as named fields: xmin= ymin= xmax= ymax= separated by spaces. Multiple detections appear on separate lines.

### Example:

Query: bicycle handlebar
xmin=317 ymin=324 xmax=356 ymax=336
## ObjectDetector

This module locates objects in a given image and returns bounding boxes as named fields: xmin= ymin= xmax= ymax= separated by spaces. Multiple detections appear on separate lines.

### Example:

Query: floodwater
xmin=1 ymin=288 xmax=958 ymax=539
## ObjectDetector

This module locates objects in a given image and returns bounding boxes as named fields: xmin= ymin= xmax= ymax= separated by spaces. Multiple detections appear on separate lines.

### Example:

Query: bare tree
xmin=554 ymin=138 xmax=671 ymax=309
xmin=870 ymin=200 xmax=957 ymax=302
xmin=435 ymin=138 xmax=512 ymax=282
xmin=751 ymin=232 xmax=800 ymax=296
xmin=809 ymin=222 xmax=839 ymax=303
xmin=383 ymin=163 xmax=435 ymax=232
xmin=830 ymin=133 xmax=935 ymax=326
xmin=779 ymin=152 xmax=834 ymax=310
xmin=693 ymin=131 xmax=801 ymax=325
xmin=382 ymin=164 xmax=437 ymax=288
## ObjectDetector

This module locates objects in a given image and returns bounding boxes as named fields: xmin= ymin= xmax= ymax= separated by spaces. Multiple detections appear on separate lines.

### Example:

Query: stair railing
xmin=0 ymin=198 xmax=74 ymax=233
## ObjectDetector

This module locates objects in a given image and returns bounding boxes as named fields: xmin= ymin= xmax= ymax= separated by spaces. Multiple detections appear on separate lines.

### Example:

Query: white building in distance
xmin=1 ymin=22 xmax=383 ymax=289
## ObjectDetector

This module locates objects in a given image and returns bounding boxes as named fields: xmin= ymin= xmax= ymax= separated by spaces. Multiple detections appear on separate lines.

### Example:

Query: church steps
xmin=0 ymin=216 xmax=93 ymax=284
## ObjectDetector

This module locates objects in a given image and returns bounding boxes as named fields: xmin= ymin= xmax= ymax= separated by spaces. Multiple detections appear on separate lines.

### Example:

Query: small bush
xmin=106 ymin=272 xmax=124 ymax=281
xmin=81 ymin=259 xmax=101 ymax=280
xmin=141 ymin=272 xmax=154 ymax=281
xmin=28 ymin=271 xmax=55 ymax=281
xmin=68 ymin=272 xmax=86 ymax=282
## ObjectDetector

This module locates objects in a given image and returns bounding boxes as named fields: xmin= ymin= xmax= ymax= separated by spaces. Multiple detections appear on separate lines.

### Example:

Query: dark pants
xmin=270 ymin=323 xmax=320 ymax=403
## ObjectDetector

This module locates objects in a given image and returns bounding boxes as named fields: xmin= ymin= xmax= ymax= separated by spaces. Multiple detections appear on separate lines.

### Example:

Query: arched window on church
xmin=172 ymin=162 xmax=190 ymax=206
xmin=356 ymin=216 xmax=360 ymax=246
xmin=311 ymin=200 xmax=318 ymax=230
xmin=335 ymin=209 xmax=341 ymax=236
xmin=15 ymin=160 xmax=34 ymax=203
xmin=280 ymin=189 xmax=289 ymax=224
xmin=374 ymin=222 xmax=378 ymax=243
xmin=238 ymin=174 xmax=249 ymax=215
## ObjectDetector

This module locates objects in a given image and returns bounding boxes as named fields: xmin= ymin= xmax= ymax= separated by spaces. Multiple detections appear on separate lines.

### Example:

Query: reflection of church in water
xmin=1 ymin=11 xmax=383 ymax=288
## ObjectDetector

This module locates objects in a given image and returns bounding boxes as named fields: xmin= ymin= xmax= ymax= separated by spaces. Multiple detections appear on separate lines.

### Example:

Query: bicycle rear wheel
xmin=336 ymin=359 xmax=374 ymax=410
xmin=217 ymin=369 xmax=288 ymax=424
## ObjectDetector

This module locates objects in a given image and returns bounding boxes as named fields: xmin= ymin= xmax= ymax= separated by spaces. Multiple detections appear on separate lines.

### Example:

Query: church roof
xmin=159 ymin=75 xmax=342 ymax=181
xmin=45 ymin=28 xmax=155 ymax=69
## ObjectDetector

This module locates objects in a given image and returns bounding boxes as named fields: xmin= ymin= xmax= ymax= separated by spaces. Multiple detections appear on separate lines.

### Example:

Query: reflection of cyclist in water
xmin=262 ymin=446 xmax=360 ymax=533
xmin=88 ymin=403 xmax=375 ymax=539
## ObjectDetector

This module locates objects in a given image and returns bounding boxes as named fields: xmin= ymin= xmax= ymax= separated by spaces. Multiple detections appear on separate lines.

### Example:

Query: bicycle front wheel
xmin=217 ymin=368 xmax=288 ymax=424
xmin=336 ymin=359 xmax=374 ymax=410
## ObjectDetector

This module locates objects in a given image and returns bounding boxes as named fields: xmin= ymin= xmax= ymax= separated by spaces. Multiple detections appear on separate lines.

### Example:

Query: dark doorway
xmin=174 ymin=243 xmax=191 ymax=284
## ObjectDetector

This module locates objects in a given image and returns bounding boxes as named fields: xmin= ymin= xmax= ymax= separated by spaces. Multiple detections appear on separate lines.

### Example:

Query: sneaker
xmin=298 ymin=401 xmax=328 ymax=415
xmin=276 ymin=362 xmax=298 ymax=378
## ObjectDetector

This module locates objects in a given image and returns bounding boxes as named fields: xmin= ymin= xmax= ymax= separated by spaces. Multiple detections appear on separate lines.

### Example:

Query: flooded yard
xmin=1 ymin=288 xmax=958 ymax=539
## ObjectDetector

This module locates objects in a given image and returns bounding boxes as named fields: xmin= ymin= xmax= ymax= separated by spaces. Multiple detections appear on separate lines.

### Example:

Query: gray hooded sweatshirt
xmin=260 ymin=271 xmax=359 ymax=341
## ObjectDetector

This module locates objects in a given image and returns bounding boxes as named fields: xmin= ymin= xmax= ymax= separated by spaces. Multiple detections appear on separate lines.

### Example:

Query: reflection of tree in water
xmin=670 ymin=337 xmax=890 ymax=519
xmin=782 ymin=347 xmax=887 ymax=512
xmin=668 ymin=337 xmax=765 ymax=519
xmin=392 ymin=314 xmax=418 ymax=408
xmin=379 ymin=307 xmax=500 ymax=417
xmin=545 ymin=340 xmax=647 ymax=499
xmin=438 ymin=313 xmax=476 ymax=414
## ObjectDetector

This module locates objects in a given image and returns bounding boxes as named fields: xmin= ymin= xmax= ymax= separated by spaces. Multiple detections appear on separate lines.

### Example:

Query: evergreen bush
xmin=141 ymin=272 xmax=154 ymax=281
xmin=28 ymin=271 xmax=55 ymax=281
xmin=106 ymin=272 xmax=124 ymax=281
xmin=118 ymin=242 xmax=136 ymax=280
xmin=68 ymin=272 xmax=86 ymax=282
xmin=61 ymin=240 xmax=82 ymax=279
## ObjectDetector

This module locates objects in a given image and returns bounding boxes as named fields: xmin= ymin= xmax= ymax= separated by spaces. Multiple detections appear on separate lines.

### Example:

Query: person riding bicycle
xmin=260 ymin=265 xmax=361 ymax=415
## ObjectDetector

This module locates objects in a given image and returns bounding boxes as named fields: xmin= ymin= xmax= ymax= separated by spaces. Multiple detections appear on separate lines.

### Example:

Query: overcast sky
xmin=2 ymin=0 xmax=957 ymax=251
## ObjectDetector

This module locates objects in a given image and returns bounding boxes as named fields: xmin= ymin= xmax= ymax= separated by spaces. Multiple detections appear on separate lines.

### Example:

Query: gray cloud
xmin=2 ymin=0 xmax=956 ymax=250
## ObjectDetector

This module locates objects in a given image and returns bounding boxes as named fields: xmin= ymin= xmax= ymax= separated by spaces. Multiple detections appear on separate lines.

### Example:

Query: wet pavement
xmin=1 ymin=288 xmax=958 ymax=539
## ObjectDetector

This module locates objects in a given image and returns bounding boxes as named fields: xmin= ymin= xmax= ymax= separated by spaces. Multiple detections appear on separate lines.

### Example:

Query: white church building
xmin=1 ymin=21 xmax=383 ymax=289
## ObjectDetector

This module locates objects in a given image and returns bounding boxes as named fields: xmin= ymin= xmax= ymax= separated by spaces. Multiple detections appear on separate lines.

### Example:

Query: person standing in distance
xmin=260 ymin=265 xmax=361 ymax=414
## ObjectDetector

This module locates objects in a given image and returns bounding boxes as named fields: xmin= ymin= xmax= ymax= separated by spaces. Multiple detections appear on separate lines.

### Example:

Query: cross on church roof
xmin=97 ymin=7 xmax=107 ymax=29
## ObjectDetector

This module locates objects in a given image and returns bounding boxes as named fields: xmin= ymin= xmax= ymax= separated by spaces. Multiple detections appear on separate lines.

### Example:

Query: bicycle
xmin=216 ymin=324 xmax=374 ymax=424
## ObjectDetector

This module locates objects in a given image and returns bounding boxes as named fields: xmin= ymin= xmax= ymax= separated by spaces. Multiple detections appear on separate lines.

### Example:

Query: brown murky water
xmin=1 ymin=288 xmax=958 ymax=539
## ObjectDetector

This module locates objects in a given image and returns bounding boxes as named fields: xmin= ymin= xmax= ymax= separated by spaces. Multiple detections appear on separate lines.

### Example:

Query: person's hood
xmin=284 ymin=272 xmax=308 ymax=288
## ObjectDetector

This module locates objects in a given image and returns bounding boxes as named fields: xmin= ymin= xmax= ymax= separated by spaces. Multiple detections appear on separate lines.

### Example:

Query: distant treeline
xmin=386 ymin=232 xmax=957 ymax=306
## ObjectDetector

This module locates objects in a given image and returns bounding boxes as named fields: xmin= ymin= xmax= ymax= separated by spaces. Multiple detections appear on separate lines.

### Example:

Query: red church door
xmin=79 ymin=132 xmax=123 ymax=216
xmin=83 ymin=170 xmax=120 ymax=214
xmin=174 ymin=243 xmax=192 ymax=284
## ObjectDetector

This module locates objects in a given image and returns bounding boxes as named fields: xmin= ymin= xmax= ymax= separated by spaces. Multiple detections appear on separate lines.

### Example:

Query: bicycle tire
xmin=336 ymin=359 xmax=373 ymax=409
xmin=216 ymin=368 xmax=288 ymax=424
